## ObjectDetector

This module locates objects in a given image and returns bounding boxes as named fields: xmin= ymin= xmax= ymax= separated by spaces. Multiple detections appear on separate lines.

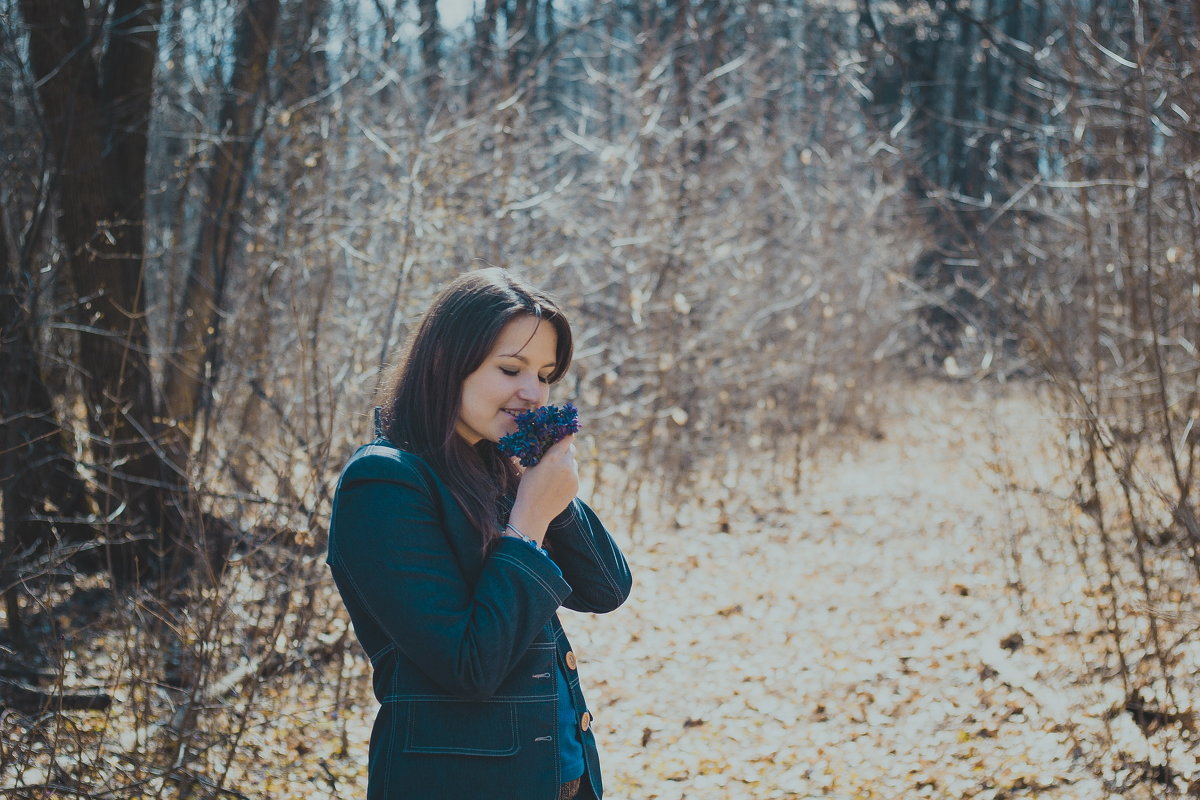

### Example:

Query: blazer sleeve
xmin=544 ymin=498 xmax=633 ymax=614
xmin=328 ymin=449 xmax=572 ymax=701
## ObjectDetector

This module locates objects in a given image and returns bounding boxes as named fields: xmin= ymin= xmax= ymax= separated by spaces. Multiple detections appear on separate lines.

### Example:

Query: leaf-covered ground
xmin=560 ymin=381 xmax=1151 ymax=800
xmin=8 ymin=381 xmax=1173 ymax=798
xmin=289 ymin=380 xmax=1160 ymax=799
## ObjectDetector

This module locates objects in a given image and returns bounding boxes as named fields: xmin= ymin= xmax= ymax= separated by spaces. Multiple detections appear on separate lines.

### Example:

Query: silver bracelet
xmin=505 ymin=523 xmax=547 ymax=555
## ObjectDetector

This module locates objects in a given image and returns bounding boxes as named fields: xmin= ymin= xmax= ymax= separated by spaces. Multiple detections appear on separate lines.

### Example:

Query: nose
xmin=516 ymin=375 xmax=548 ymax=405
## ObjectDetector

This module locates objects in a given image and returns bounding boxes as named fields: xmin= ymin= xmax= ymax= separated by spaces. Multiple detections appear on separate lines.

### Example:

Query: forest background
xmin=1 ymin=0 xmax=1199 ymax=797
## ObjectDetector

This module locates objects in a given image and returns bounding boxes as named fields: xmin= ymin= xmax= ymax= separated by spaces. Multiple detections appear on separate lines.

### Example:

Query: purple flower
xmin=497 ymin=403 xmax=581 ymax=467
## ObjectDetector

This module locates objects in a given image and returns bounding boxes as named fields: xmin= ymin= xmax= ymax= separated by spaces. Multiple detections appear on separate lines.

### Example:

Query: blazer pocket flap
xmin=494 ymin=643 xmax=556 ymax=699
xmin=404 ymin=701 xmax=519 ymax=757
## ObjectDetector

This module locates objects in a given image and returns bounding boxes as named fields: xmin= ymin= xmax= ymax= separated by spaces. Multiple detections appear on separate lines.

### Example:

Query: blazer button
xmin=580 ymin=711 xmax=591 ymax=732
xmin=565 ymin=650 xmax=577 ymax=670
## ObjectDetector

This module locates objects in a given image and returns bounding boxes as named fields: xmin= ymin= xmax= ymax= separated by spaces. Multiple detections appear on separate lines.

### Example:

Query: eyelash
xmin=501 ymin=367 xmax=551 ymax=384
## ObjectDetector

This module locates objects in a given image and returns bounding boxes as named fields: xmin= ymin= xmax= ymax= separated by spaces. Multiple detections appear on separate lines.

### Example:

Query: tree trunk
xmin=372 ymin=0 xmax=406 ymax=104
xmin=470 ymin=0 xmax=504 ymax=104
xmin=165 ymin=0 xmax=281 ymax=458
xmin=704 ymin=0 xmax=728 ymax=111
xmin=506 ymin=0 xmax=533 ymax=84
xmin=279 ymin=0 xmax=329 ymax=103
xmin=18 ymin=0 xmax=177 ymax=583
xmin=0 ymin=231 xmax=93 ymax=548
xmin=671 ymin=0 xmax=693 ymax=128
xmin=417 ymin=0 xmax=443 ymax=105
xmin=544 ymin=0 xmax=561 ymax=113
xmin=1 ymin=203 xmax=98 ymax=651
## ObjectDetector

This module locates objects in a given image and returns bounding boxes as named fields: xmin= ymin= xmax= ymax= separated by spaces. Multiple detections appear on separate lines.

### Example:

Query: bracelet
xmin=505 ymin=523 xmax=548 ymax=555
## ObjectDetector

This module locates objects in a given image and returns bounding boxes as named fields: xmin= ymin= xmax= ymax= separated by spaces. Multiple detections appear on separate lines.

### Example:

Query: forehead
xmin=491 ymin=315 xmax=557 ymax=358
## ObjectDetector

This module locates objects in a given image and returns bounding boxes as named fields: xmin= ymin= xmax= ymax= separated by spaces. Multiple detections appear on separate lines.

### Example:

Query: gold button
xmin=580 ymin=711 xmax=591 ymax=732
xmin=565 ymin=650 xmax=577 ymax=670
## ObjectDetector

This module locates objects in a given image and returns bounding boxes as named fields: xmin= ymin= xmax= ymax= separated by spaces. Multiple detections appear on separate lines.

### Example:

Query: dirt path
xmin=566 ymin=381 xmax=1112 ymax=800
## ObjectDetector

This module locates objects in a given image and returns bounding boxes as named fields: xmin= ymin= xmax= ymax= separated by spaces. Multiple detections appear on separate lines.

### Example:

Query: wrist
xmin=504 ymin=522 xmax=548 ymax=555
xmin=507 ymin=507 xmax=550 ymax=544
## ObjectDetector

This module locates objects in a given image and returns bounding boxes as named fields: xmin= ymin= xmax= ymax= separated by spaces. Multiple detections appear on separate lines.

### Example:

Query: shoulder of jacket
xmin=339 ymin=440 xmax=438 ymax=488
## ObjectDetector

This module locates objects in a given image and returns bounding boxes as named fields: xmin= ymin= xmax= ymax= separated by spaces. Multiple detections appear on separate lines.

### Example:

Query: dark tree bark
xmin=470 ymin=0 xmax=504 ymax=103
xmin=857 ymin=0 xmax=1061 ymax=353
xmin=221 ymin=0 xmax=331 ymax=493
xmin=417 ymin=0 xmax=443 ymax=103
xmin=506 ymin=0 xmax=534 ymax=83
xmin=0 ymin=240 xmax=93 ymax=544
xmin=0 ymin=209 xmax=96 ymax=651
xmin=544 ymin=0 xmax=563 ymax=112
xmin=279 ymin=0 xmax=329 ymax=103
xmin=371 ymin=0 xmax=406 ymax=104
xmin=703 ymin=0 xmax=728 ymax=110
xmin=17 ymin=0 xmax=177 ymax=583
xmin=946 ymin=14 xmax=980 ymax=200
xmin=166 ymin=0 xmax=281 ymax=456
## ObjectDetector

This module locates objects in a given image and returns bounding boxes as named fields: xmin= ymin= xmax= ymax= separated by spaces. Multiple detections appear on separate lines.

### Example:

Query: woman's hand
xmin=508 ymin=435 xmax=579 ymax=545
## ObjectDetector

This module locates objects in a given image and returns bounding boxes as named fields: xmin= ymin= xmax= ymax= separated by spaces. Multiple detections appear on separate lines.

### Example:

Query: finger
xmin=541 ymin=435 xmax=575 ymax=459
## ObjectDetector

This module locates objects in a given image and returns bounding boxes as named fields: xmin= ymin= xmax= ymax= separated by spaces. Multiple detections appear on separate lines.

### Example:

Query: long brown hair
xmin=377 ymin=268 xmax=573 ymax=544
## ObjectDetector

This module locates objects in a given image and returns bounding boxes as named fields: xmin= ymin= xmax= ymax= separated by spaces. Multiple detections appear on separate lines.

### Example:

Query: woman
xmin=327 ymin=268 xmax=632 ymax=800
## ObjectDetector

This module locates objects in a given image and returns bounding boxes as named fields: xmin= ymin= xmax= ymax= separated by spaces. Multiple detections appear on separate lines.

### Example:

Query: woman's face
xmin=455 ymin=315 xmax=558 ymax=445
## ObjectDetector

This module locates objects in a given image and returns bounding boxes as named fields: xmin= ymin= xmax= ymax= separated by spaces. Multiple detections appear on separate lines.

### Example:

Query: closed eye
xmin=501 ymin=366 xmax=553 ymax=383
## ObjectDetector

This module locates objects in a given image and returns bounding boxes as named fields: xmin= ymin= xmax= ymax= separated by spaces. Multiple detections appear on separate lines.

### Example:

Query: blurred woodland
xmin=1 ymin=0 xmax=1199 ymax=796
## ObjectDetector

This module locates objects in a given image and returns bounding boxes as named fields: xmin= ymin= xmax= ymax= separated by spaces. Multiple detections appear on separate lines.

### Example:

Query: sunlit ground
xmin=562 ymin=381 xmax=1155 ymax=800
xmin=313 ymin=380 xmax=1159 ymax=799
xmin=2 ymin=381 xmax=1180 ymax=798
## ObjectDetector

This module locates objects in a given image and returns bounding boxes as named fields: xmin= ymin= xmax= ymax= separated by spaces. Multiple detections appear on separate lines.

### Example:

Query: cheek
xmin=460 ymin=376 xmax=492 ymax=415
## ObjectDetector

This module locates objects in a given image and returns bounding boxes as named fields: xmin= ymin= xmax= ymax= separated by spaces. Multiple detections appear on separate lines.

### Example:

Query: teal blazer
xmin=326 ymin=440 xmax=632 ymax=800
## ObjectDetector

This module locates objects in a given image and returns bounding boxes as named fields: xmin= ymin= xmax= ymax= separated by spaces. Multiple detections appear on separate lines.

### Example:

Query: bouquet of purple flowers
xmin=497 ymin=404 xmax=581 ymax=467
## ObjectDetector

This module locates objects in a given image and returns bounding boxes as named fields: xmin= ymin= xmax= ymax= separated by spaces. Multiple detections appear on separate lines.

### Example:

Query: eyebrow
xmin=499 ymin=352 xmax=557 ymax=370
